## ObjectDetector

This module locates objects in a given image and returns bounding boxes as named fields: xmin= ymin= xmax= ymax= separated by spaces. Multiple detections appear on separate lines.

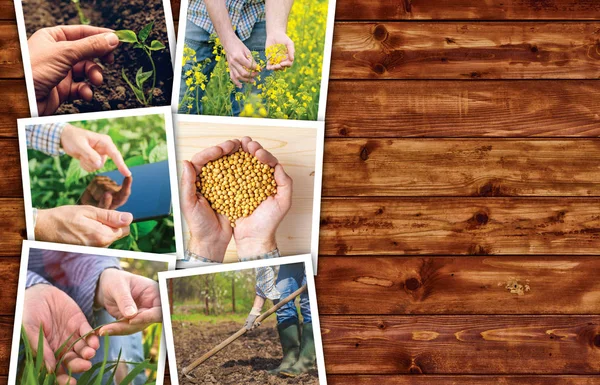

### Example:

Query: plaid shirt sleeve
xmin=28 ymin=249 xmax=121 ymax=321
xmin=238 ymin=249 xmax=281 ymax=300
xmin=25 ymin=122 xmax=67 ymax=156
xmin=188 ymin=0 xmax=265 ymax=42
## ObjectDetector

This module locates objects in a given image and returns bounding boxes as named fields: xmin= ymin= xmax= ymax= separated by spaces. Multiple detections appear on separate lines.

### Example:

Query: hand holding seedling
xmin=233 ymin=137 xmax=293 ymax=258
xmin=61 ymin=124 xmax=131 ymax=176
xmin=95 ymin=269 xmax=162 ymax=336
xmin=23 ymin=284 xmax=99 ymax=380
xmin=81 ymin=175 xmax=133 ymax=209
xmin=180 ymin=139 xmax=243 ymax=262
xmin=28 ymin=25 xmax=120 ymax=116
xmin=35 ymin=206 xmax=133 ymax=247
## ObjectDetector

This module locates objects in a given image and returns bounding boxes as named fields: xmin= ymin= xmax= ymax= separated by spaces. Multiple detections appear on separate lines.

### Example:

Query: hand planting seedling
xmin=198 ymin=148 xmax=276 ymax=227
xmin=71 ymin=0 xmax=90 ymax=25
xmin=115 ymin=22 xmax=166 ymax=106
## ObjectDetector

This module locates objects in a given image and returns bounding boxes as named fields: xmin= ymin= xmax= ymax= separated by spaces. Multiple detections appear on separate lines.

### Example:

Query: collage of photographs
xmin=9 ymin=0 xmax=335 ymax=384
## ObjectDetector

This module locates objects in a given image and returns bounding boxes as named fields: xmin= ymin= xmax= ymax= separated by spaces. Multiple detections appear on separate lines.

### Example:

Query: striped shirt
xmin=188 ymin=0 xmax=265 ymax=41
xmin=26 ymin=249 xmax=120 ymax=321
xmin=25 ymin=123 xmax=66 ymax=156
xmin=240 ymin=249 xmax=281 ymax=300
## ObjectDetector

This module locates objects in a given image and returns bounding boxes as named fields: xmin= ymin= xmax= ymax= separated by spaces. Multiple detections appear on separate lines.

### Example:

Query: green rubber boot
xmin=268 ymin=321 xmax=300 ymax=375
xmin=280 ymin=323 xmax=316 ymax=377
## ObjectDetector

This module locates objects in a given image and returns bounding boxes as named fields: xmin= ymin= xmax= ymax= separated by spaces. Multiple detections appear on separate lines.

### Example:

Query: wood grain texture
xmin=321 ymin=315 xmax=600 ymax=374
xmin=326 ymin=80 xmax=600 ymax=138
xmin=0 ymin=199 xmax=26 ymax=257
xmin=323 ymin=139 xmax=600 ymax=197
xmin=327 ymin=375 xmax=600 ymax=385
xmin=331 ymin=23 xmax=600 ymax=79
xmin=0 ymin=139 xmax=23 ymax=197
xmin=335 ymin=0 xmax=600 ymax=21
xmin=0 ymin=80 xmax=28 ymax=138
xmin=176 ymin=121 xmax=320 ymax=261
xmin=0 ymin=22 xmax=22 ymax=79
xmin=0 ymin=316 xmax=14 ymax=376
xmin=319 ymin=198 xmax=600 ymax=255
xmin=0 ymin=258 xmax=19 ymax=316
xmin=0 ymin=2 xmax=14 ymax=21
xmin=316 ymin=256 xmax=600 ymax=315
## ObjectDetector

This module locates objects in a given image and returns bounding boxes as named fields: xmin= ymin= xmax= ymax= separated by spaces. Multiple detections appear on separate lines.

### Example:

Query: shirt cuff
xmin=239 ymin=248 xmax=280 ymax=262
xmin=26 ymin=122 xmax=67 ymax=156
xmin=26 ymin=270 xmax=51 ymax=289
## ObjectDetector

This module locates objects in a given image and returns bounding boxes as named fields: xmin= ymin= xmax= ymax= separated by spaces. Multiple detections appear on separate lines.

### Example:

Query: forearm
xmin=205 ymin=0 xmax=238 ymax=46
xmin=252 ymin=295 xmax=266 ymax=311
xmin=265 ymin=0 xmax=293 ymax=35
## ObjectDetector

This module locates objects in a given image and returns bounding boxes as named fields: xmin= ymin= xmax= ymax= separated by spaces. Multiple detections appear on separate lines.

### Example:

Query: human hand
xmin=28 ymin=25 xmax=120 ymax=116
xmin=221 ymin=36 xmax=260 ymax=88
xmin=181 ymin=139 xmax=243 ymax=262
xmin=23 ymin=284 xmax=100 ymax=382
xmin=61 ymin=124 xmax=131 ymax=176
xmin=35 ymin=205 xmax=132 ymax=247
xmin=233 ymin=137 xmax=293 ymax=258
xmin=95 ymin=269 xmax=162 ymax=336
xmin=80 ymin=176 xmax=132 ymax=210
xmin=244 ymin=307 xmax=262 ymax=330
xmin=265 ymin=33 xmax=295 ymax=70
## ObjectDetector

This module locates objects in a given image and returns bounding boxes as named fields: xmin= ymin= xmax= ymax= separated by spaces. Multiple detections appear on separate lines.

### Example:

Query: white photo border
xmin=158 ymin=253 xmax=327 ymax=385
xmin=174 ymin=114 xmax=324 ymax=273
xmin=13 ymin=0 xmax=177 ymax=118
xmin=17 ymin=106 xmax=185 ymax=259
xmin=169 ymin=0 xmax=337 ymax=121
xmin=8 ymin=240 xmax=176 ymax=385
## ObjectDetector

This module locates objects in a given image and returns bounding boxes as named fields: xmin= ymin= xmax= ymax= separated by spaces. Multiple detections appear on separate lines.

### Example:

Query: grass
xmin=19 ymin=322 xmax=161 ymax=385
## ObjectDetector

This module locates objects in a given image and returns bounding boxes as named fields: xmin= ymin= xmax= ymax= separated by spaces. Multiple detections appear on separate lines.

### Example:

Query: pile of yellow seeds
xmin=197 ymin=149 xmax=276 ymax=227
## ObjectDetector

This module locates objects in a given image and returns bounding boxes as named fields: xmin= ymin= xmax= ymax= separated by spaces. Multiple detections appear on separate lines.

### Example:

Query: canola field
xmin=179 ymin=0 xmax=328 ymax=120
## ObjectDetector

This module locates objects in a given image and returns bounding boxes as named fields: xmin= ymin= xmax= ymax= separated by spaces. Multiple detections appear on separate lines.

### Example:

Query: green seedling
xmin=71 ymin=0 xmax=90 ymax=25
xmin=115 ymin=22 xmax=166 ymax=106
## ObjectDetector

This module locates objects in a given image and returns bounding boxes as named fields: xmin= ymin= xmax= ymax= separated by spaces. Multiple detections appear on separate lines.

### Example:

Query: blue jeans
xmin=275 ymin=263 xmax=311 ymax=325
xmin=178 ymin=19 xmax=271 ymax=115
xmin=73 ymin=309 xmax=146 ymax=385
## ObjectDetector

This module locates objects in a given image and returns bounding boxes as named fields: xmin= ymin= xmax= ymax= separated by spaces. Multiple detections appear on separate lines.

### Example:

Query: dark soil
xmin=23 ymin=0 xmax=173 ymax=113
xmin=172 ymin=320 xmax=319 ymax=385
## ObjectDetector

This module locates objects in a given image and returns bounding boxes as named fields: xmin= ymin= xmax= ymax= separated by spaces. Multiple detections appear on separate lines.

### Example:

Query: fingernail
xmin=105 ymin=33 xmax=119 ymax=47
xmin=95 ymin=159 xmax=103 ymax=169
xmin=120 ymin=212 xmax=133 ymax=224
xmin=125 ymin=305 xmax=137 ymax=317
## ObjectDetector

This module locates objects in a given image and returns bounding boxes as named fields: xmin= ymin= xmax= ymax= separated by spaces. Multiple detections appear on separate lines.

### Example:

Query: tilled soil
xmin=172 ymin=320 xmax=319 ymax=385
xmin=23 ymin=0 xmax=173 ymax=113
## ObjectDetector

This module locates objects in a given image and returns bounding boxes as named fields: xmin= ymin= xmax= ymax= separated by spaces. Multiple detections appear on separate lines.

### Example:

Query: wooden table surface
xmin=2 ymin=1 xmax=600 ymax=384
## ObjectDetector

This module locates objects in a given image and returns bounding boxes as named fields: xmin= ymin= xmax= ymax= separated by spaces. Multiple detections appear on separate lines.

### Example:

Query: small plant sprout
xmin=71 ymin=0 xmax=90 ymax=25
xmin=115 ymin=22 xmax=166 ymax=106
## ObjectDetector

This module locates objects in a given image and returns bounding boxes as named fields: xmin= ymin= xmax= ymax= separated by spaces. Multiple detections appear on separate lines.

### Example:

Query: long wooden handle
xmin=182 ymin=284 xmax=308 ymax=375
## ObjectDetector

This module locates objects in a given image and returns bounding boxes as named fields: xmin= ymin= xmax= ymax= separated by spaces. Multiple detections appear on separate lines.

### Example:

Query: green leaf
xmin=148 ymin=40 xmax=165 ymax=51
xmin=93 ymin=335 xmax=110 ymax=385
xmin=148 ymin=143 xmax=167 ymax=163
xmin=65 ymin=158 xmax=88 ymax=189
xmin=130 ymin=223 xmax=139 ymax=240
xmin=138 ymin=21 xmax=154 ymax=43
xmin=104 ymin=349 xmax=122 ymax=385
xmin=122 ymin=68 xmax=147 ymax=105
xmin=125 ymin=155 xmax=146 ymax=167
xmin=35 ymin=324 xmax=44 ymax=373
xmin=137 ymin=220 xmax=158 ymax=237
xmin=133 ymin=43 xmax=144 ymax=49
xmin=118 ymin=360 xmax=151 ymax=385
xmin=135 ymin=67 xmax=153 ymax=89
xmin=115 ymin=30 xmax=138 ymax=43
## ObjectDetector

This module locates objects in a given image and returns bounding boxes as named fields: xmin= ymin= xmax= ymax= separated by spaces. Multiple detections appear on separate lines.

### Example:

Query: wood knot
xmin=373 ymin=24 xmax=389 ymax=41
xmin=475 ymin=212 xmax=489 ymax=225
xmin=409 ymin=365 xmax=422 ymax=374
xmin=360 ymin=146 xmax=370 ymax=161
xmin=20 ymin=228 xmax=27 ymax=239
xmin=377 ymin=321 xmax=386 ymax=330
xmin=405 ymin=278 xmax=421 ymax=291
xmin=376 ymin=208 xmax=384 ymax=215
xmin=373 ymin=63 xmax=386 ymax=75
xmin=531 ymin=45 xmax=538 ymax=53
xmin=594 ymin=334 xmax=600 ymax=348
xmin=338 ymin=127 xmax=348 ymax=136
xmin=320 ymin=219 xmax=329 ymax=226
xmin=445 ymin=37 xmax=456 ymax=44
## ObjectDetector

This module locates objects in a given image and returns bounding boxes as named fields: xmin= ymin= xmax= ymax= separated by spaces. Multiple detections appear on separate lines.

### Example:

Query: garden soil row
xmin=173 ymin=320 xmax=319 ymax=385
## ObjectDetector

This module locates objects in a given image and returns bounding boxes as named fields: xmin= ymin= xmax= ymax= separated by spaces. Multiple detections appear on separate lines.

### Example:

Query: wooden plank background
xmin=2 ymin=0 xmax=600 ymax=384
